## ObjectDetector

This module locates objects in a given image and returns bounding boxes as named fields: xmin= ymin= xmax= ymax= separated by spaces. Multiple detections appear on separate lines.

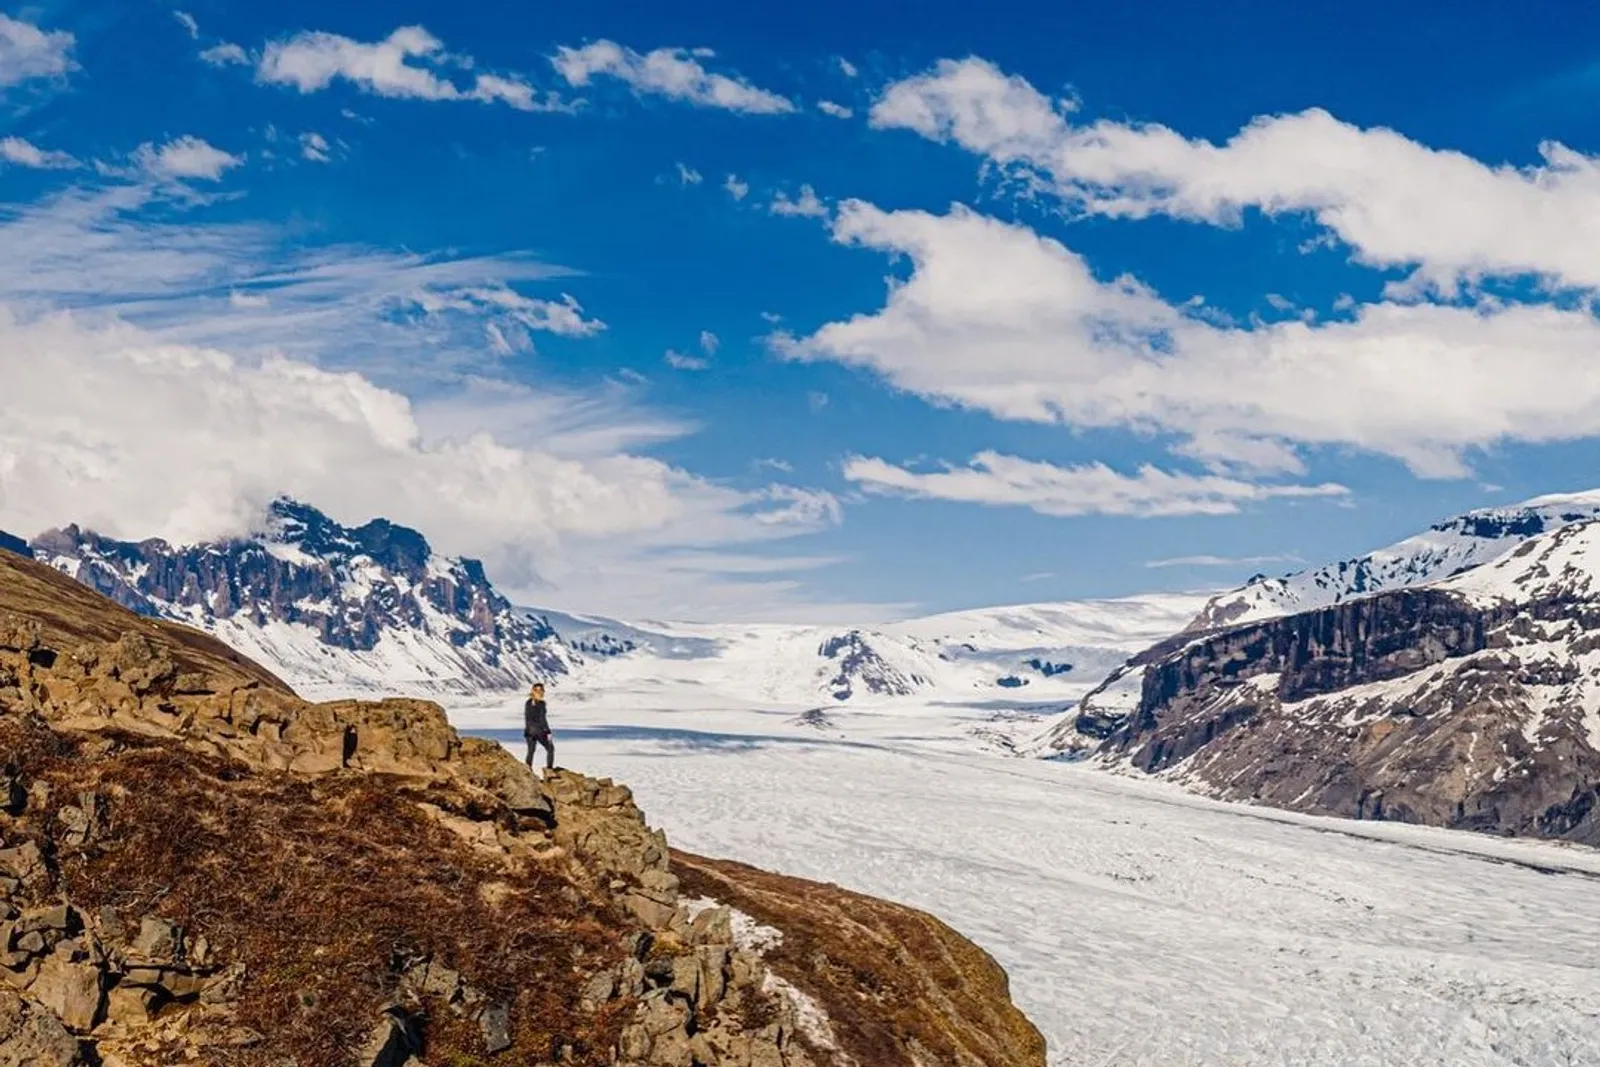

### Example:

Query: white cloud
xmin=770 ymin=184 xmax=827 ymax=218
xmin=0 ymin=13 xmax=74 ymax=88
xmin=845 ymin=452 xmax=1346 ymax=518
xmin=675 ymin=162 xmax=703 ymax=185
xmin=787 ymin=199 xmax=1600 ymax=479
xmin=552 ymin=40 xmax=794 ymax=114
xmin=1145 ymin=553 xmax=1304 ymax=569
xmin=300 ymin=131 xmax=331 ymax=163
xmin=199 ymin=42 xmax=249 ymax=67
xmin=837 ymin=57 xmax=858 ymax=79
xmin=698 ymin=329 xmax=719 ymax=354
xmin=0 ymin=137 xmax=75 ymax=170
xmin=258 ymin=25 xmax=559 ymax=111
xmin=817 ymin=100 xmax=853 ymax=119
xmin=665 ymin=349 xmax=709 ymax=371
xmin=229 ymin=289 xmax=269 ymax=309
xmin=134 ymin=136 xmax=242 ymax=181
xmin=0 ymin=308 xmax=842 ymax=620
xmin=724 ymin=174 xmax=749 ymax=201
xmin=873 ymin=56 xmax=1600 ymax=295
xmin=173 ymin=11 xmax=200 ymax=39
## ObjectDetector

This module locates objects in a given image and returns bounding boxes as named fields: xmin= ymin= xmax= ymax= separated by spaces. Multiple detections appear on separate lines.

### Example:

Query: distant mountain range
xmin=1039 ymin=490 xmax=1600 ymax=843
xmin=0 ymin=500 xmax=1208 ymax=705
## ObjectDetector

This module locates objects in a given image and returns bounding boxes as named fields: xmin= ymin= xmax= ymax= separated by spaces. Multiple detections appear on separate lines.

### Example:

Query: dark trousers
xmin=525 ymin=730 xmax=554 ymax=770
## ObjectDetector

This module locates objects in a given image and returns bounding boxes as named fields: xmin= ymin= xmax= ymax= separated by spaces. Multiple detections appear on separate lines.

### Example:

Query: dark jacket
xmin=523 ymin=698 xmax=550 ymax=736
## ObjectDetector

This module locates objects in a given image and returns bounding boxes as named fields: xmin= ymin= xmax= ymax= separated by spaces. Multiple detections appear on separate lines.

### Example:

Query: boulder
xmin=0 ymin=987 xmax=86 ymax=1067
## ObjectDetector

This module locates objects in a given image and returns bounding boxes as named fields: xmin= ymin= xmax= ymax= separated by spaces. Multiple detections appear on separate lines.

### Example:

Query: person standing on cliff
xmin=524 ymin=682 xmax=555 ymax=772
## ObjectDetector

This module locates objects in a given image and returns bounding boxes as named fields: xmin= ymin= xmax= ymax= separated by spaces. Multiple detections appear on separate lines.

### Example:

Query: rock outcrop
xmin=0 ymin=547 xmax=1045 ymax=1066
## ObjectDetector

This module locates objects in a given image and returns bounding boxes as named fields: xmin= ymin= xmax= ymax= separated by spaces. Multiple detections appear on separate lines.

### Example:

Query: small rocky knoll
xmin=0 ymin=547 xmax=1045 ymax=1066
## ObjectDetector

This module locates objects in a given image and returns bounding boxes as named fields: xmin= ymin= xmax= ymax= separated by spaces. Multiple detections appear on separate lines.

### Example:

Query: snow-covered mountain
xmin=15 ymin=500 xmax=575 ymax=696
xmin=1186 ymin=489 xmax=1600 ymax=631
xmin=536 ymin=593 xmax=1211 ymax=710
xmin=1038 ymin=507 xmax=1600 ymax=842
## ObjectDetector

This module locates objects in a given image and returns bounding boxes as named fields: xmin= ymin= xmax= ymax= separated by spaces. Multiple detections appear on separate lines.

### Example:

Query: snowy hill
xmin=17 ymin=500 xmax=575 ymax=696
xmin=537 ymin=592 xmax=1210 ymax=712
xmin=1186 ymin=489 xmax=1600 ymax=631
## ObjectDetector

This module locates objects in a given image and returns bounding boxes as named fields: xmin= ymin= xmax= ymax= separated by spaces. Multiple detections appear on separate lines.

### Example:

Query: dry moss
xmin=672 ymin=849 xmax=1047 ymax=1067
xmin=2 ymin=715 xmax=633 ymax=1066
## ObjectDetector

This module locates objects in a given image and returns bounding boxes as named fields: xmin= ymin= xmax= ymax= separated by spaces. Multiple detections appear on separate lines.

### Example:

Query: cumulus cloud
xmin=724 ymin=174 xmax=749 ymax=201
xmin=300 ymin=131 xmax=331 ymax=163
xmin=199 ymin=43 xmax=249 ymax=67
xmin=133 ymin=136 xmax=242 ymax=181
xmin=817 ymin=100 xmax=852 ymax=119
xmin=0 ymin=181 xmax=848 ymax=620
xmin=698 ymin=329 xmax=719 ymax=354
xmin=0 ymin=137 xmax=75 ymax=169
xmin=873 ymin=56 xmax=1600 ymax=295
xmin=674 ymin=162 xmax=702 ymax=185
xmin=664 ymin=349 xmax=709 ymax=371
xmin=787 ymin=199 xmax=1600 ymax=479
xmin=770 ymin=184 xmax=827 ymax=218
xmin=0 ymin=13 xmax=74 ymax=88
xmin=552 ymin=40 xmax=794 ymax=114
xmin=844 ymin=452 xmax=1346 ymax=517
xmin=259 ymin=25 xmax=559 ymax=111
xmin=0 ymin=308 xmax=841 ymax=618
xmin=173 ymin=11 xmax=200 ymax=39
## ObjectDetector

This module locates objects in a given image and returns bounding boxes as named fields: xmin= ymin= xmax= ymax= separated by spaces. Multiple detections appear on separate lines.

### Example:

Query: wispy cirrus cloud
xmin=552 ymin=40 xmax=794 ymax=114
xmin=843 ymin=452 xmax=1346 ymax=518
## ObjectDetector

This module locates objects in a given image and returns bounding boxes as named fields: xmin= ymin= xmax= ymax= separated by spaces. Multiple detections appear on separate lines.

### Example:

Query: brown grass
xmin=672 ymin=850 xmax=1047 ymax=1067
xmin=2 ymin=713 xmax=634 ymax=1066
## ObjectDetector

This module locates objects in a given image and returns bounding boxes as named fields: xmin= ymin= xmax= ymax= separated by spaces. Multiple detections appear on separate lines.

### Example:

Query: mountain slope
xmin=1187 ymin=490 xmax=1600 ymax=631
xmin=1039 ymin=516 xmax=1600 ymax=843
xmin=0 ymin=546 xmax=1045 ymax=1067
xmin=17 ymin=500 xmax=574 ymax=697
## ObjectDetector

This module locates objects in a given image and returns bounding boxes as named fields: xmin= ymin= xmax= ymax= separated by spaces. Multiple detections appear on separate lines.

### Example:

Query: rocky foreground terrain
xmin=0 ymin=547 xmax=1044 ymax=1066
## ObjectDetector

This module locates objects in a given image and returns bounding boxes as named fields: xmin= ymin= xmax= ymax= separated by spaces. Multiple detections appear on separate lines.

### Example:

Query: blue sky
xmin=5 ymin=1 xmax=1600 ymax=620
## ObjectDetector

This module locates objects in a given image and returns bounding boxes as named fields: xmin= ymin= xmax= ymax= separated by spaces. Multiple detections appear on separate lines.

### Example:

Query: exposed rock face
xmin=18 ymin=499 xmax=574 ymax=695
xmin=816 ymin=631 xmax=923 ymax=701
xmin=1043 ymin=521 xmax=1600 ymax=844
xmin=0 ymin=548 xmax=1044 ymax=1066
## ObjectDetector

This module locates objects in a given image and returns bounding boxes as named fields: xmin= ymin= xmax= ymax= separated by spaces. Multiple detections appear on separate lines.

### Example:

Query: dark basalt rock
xmin=1095 ymin=583 xmax=1600 ymax=842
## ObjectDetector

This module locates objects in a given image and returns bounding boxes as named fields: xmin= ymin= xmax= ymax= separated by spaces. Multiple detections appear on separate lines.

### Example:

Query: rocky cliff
xmin=1040 ymin=520 xmax=1600 ymax=845
xmin=0 ymin=547 xmax=1045 ymax=1066
xmin=23 ymin=499 xmax=574 ymax=697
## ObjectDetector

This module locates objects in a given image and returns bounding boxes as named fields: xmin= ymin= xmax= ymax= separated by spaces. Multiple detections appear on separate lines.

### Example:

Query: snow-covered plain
xmin=445 ymin=684 xmax=1600 ymax=1067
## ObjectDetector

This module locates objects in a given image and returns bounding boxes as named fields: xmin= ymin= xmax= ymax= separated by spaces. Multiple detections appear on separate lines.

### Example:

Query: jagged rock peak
xmin=22 ymin=499 xmax=572 ymax=696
